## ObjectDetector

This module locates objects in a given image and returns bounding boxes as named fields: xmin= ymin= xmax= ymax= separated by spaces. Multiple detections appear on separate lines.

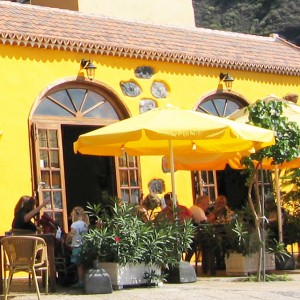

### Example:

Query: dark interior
xmin=61 ymin=125 xmax=116 ymax=215
xmin=217 ymin=165 xmax=248 ymax=209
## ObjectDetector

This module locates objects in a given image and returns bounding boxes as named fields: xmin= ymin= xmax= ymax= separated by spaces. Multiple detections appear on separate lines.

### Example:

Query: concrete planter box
xmin=100 ymin=262 xmax=161 ymax=289
xmin=225 ymin=252 xmax=275 ymax=276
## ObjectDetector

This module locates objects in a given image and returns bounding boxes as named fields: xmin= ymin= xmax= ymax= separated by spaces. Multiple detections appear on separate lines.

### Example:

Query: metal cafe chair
xmin=1 ymin=236 xmax=49 ymax=300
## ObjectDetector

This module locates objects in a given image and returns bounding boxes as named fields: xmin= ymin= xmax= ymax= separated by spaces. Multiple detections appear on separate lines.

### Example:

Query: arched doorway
xmin=193 ymin=92 xmax=250 ymax=209
xmin=30 ymin=79 xmax=142 ymax=230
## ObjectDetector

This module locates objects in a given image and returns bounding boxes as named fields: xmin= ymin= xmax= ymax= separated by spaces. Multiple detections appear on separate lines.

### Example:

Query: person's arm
xmin=23 ymin=198 xmax=49 ymax=223
xmin=206 ymin=213 xmax=216 ymax=223
xmin=66 ymin=227 xmax=76 ymax=245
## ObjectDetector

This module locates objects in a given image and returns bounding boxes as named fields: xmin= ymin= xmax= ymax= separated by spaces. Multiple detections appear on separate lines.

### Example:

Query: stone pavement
xmin=4 ymin=269 xmax=300 ymax=300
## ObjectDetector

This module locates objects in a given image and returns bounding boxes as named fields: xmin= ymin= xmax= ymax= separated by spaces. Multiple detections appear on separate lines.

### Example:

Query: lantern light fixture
xmin=81 ymin=59 xmax=97 ymax=80
xmin=219 ymin=72 xmax=234 ymax=91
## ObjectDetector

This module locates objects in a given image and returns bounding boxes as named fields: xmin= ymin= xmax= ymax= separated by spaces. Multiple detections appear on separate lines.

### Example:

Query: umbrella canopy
xmin=74 ymin=104 xmax=275 ymax=205
xmin=74 ymin=104 xmax=275 ymax=156
xmin=162 ymin=152 xmax=245 ymax=171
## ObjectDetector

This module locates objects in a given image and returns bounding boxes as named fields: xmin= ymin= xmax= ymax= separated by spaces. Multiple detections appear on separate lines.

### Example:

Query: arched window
xmin=34 ymin=88 xmax=120 ymax=120
xmin=193 ymin=93 xmax=250 ymax=207
xmin=30 ymin=82 xmax=141 ymax=230
xmin=196 ymin=93 xmax=246 ymax=117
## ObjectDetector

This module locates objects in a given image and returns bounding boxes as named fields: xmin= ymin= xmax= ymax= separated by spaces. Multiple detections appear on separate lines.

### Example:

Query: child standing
xmin=66 ymin=206 xmax=89 ymax=288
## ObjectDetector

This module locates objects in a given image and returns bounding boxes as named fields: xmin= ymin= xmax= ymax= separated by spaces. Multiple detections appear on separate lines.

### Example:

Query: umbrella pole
xmin=275 ymin=165 xmax=283 ymax=243
xmin=169 ymin=140 xmax=177 ymax=208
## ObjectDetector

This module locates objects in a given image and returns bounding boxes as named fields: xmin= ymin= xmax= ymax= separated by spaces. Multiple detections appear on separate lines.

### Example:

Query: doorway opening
xmin=216 ymin=166 xmax=248 ymax=210
xmin=61 ymin=125 xmax=116 ymax=215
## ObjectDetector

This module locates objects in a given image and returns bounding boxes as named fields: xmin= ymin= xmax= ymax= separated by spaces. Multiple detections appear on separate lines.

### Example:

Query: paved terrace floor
xmin=4 ymin=266 xmax=300 ymax=300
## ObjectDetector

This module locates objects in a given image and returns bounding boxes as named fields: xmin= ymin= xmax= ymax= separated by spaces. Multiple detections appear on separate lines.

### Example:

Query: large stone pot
xmin=100 ymin=262 xmax=161 ymax=289
xmin=225 ymin=252 xmax=275 ymax=276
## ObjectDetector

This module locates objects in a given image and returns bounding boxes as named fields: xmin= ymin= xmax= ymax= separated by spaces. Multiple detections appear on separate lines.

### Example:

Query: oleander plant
xmin=79 ymin=198 xmax=194 ymax=268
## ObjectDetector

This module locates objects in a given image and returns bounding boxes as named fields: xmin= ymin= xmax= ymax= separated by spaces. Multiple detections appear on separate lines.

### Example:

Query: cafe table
xmin=0 ymin=233 xmax=57 ymax=294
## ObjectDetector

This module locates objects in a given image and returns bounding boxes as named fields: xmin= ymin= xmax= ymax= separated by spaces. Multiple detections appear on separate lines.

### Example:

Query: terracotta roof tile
xmin=0 ymin=1 xmax=299 ymax=76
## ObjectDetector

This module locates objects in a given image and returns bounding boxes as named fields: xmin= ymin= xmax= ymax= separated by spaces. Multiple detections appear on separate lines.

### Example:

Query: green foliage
xmin=197 ymin=223 xmax=225 ymax=253
xmin=245 ymin=273 xmax=292 ymax=281
xmin=223 ymin=207 xmax=261 ymax=256
xmin=267 ymin=239 xmax=291 ymax=263
xmin=247 ymin=100 xmax=300 ymax=164
xmin=80 ymin=200 xmax=195 ymax=268
xmin=237 ymin=98 xmax=300 ymax=281
xmin=143 ymin=270 xmax=167 ymax=285
xmin=281 ymin=169 xmax=300 ymax=242
xmin=193 ymin=0 xmax=300 ymax=46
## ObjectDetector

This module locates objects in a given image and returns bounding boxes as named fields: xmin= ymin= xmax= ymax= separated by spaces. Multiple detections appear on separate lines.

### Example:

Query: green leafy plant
xmin=244 ymin=273 xmax=292 ymax=282
xmin=240 ymin=99 xmax=300 ymax=281
xmin=143 ymin=270 xmax=167 ymax=286
xmin=225 ymin=213 xmax=260 ymax=256
xmin=79 ymin=199 xmax=194 ymax=268
xmin=267 ymin=239 xmax=291 ymax=263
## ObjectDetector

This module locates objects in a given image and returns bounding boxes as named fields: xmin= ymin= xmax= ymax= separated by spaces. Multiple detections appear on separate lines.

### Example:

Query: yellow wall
xmin=0 ymin=43 xmax=299 ymax=234
xmin=78 ymin=0 xmax=196 ymax=27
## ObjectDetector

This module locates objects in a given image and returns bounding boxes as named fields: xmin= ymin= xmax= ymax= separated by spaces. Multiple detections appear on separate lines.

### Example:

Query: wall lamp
xmin=81 ymin=59 xmax=97 ymax=80
xmin=219 ymin=72 xmax=234 ymax=91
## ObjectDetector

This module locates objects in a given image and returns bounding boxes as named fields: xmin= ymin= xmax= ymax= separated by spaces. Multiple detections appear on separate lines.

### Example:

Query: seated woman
xmin=11 ymin=195 xmax=49 ymax=233
xmin=207 ymin=195 xmax=234 ymax=224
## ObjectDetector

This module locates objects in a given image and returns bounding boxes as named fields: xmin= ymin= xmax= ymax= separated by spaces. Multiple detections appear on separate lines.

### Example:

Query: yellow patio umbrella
xmin=228 ymin=96 xmax=300 ymax=242
xmin=162 ymin=152 xmax=245 ymax=171
xmin=74 ymin=104 xmax=275 ymax=206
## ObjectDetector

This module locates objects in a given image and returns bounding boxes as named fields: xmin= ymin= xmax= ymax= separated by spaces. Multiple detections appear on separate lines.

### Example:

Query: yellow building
xmin=0 ymin=0 xmax=299 ymax=233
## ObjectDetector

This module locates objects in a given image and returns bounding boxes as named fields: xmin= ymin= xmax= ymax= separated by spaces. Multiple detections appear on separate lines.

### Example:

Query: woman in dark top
xmin=12 ymin=195 xmax=49 ymax=232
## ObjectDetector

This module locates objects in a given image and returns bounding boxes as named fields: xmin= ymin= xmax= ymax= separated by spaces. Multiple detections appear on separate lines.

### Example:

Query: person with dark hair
xmin=11 ymin=195 xmax=49 ymax=232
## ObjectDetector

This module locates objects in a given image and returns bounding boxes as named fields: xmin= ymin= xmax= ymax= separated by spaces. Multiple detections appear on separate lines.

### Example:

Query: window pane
xmin=50 ymin=150 xmax=59 ymax=168
xmin=225 ymin=101 xmax=240 ymax=116
xmin=54 ymin=212 xmax=64 ymax=228
xmin=85 ymin=102 xmax=119 ymax=119
xmin=200 ymin=171 xmax=208 ymax=184
xmin=131 ymin=189 xmax=140 ymax=204
xmin=52 ymin=171 xmax=61 ymax=188
xmin=121 ymin=189 xmax=129 ymax=203
xmin=213 ymin=99 xmax=226 ymax=117
xmin=120 ymin=170 xmax=129 ymax=186
xmin=119 ymin=154 xmax=127 ymax=167
xmin=128 ymin=156 xmax=136 ymax=167
xmin=51 ymin=90 xmax=75 ymax=113
xmin=41 ymin=170 xmax=50 ymax=188
xmin=49 ymin=130 xmax=58 ymax=148
xmin=207 ymin=171 xmax=215 ymax=184
xmin=38 ymin=129 xmax=47 ymax=147
xmin=129 ymin=170 xmax=138 ymax=186
xmin=40 ymin=150 xmax=49 ymax=168
xmin=35 ymin=98 xmax=74 ymax=117
xmin=199 ymin=101 xmax=218 ymax=115
xmin=53 ymin=191 xmax=62 ymax=209
xmin=207 ymin=187 xmax=216 ymax=202
xmin=42 ymin=191 xmax=52 ymax=209
xmin=82 ymin=91 xmax=105 ymax=111
xmin=68 ymin=88 xmax=86 ymax=111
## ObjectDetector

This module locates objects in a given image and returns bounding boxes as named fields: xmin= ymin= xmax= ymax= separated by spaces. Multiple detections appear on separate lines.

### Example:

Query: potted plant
xmin=223 ymin=207 xmax=275 ymax=276
xmin=79 ymin=199 xmax=194 ymax=289
xmin=267 ymin=238 xmax=293 ymax=271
